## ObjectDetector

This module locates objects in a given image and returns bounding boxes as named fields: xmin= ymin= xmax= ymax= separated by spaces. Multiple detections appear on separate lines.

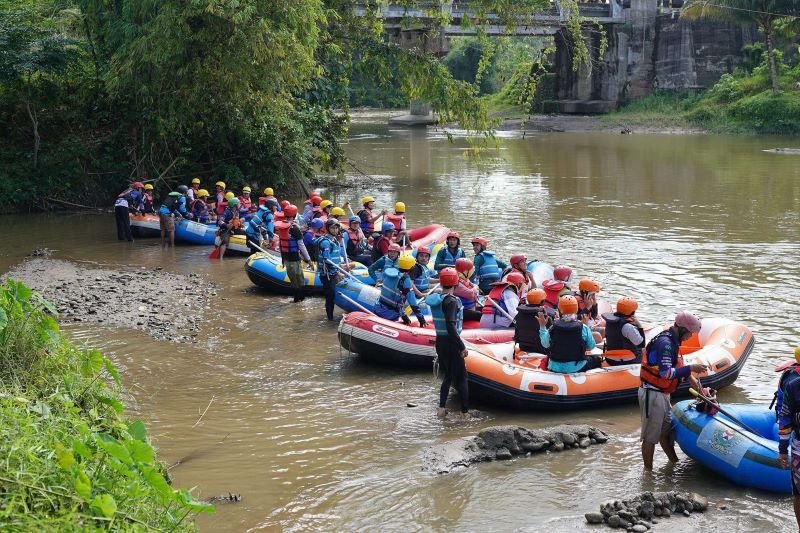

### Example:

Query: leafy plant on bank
xmin=0 ymin=279 xmax=213 ymax=530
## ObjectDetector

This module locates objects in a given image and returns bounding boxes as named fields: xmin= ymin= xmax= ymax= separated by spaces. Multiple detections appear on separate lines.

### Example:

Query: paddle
xmin=485 ymin=295 xmax=517 ymax=326
xmin=689 ymin=388 xmax=763 ymax=437
xmin=337 ymin=292 xmax=377 ymax=316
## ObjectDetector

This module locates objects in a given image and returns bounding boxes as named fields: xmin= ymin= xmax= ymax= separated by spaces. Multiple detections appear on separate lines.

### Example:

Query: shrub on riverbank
xmin=0 ymin=279 xmax=212 ymax=530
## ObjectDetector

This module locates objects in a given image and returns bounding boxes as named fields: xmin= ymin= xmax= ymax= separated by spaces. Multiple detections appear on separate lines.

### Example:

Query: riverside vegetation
xmin=0 ymin=279 xmax=212 ymax=530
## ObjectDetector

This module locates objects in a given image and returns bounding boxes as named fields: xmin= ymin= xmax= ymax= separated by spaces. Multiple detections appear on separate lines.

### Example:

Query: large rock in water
xmin=421 ymin=424 xmax=609 ymax=474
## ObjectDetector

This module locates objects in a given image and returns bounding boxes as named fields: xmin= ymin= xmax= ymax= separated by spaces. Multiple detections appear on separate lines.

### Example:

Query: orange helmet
xmin=558 ymin=295 xmax=579 ymax=315
xmin=446 ymin=231 xmax=460 ymax=243
xmin=439 ymin=267 xmax=458 ymax=288
xmin=616 ymin=297 xmax=638 ymax=316
xmin=471 ymin=236 xmax=488 ymax=248
xmin=578 ymin=278 xmax=601 ymax=293
xmin=506 ymin=271 xmax=526 ymax=288
xmin=526 ymin=288 xmax=547 ymax=305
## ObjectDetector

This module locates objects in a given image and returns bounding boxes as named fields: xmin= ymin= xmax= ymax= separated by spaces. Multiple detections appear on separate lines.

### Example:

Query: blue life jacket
xmin=158 ymin=192 xmax=183 ymax=215
xmin=246 ymin=214 xmax=263 ymax=241
xmin=428 ymin=293 xmax=463 ymax=337
xmin=379 ymin=268 xmax=409 ymax=313
xmin=475 ymin=251 xmax=501 ymax=286
xmin=437 ymin=247 xmax=465 ymax=269
xmin=316 ymin=235 xmax=345 ymax=277
xmin=412 ymin=264 xmax=431 ymax=292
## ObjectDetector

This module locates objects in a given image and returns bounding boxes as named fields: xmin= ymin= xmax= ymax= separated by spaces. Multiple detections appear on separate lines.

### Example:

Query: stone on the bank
xmin=578 ymin=437 xmax=591 ymax=448
xmin=584 ymin=512 xmax=604 ymax=524
xmin=639 ymin=501 xmax=654 ymax=519
xmin=689 ymin=492 xmax=708 ymax=511
xmin=495 ymin=447 xmax=513 ymax=460
xmin=632 ymin=525 xmax=648 ymax=533
xmin=607 ymin=515 xmax=621 ymax=528
xmin=550 ymin=441 xmax=565 ymax=452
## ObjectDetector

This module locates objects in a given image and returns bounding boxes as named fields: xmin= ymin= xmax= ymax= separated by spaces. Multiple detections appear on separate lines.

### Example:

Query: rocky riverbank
xmin=422 ymin=424 xmax=609 ymax=474
xmin=585 ymin=490 xmax=709 ymax=531
xmin=3 ymin=257 xmax=213 ymax=342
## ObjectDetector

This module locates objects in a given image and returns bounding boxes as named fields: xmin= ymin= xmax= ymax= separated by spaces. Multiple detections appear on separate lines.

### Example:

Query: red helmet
xmin=446 ymin=231 xmax=460 ymax=242
xmin=387 ymin=243 xmax=402 ymax=253
xmin=311 ymin=196 xmax=322 ymax=206
xmin=509 ymin=254 xmax=527 ymax=266
xmin=471 ymin=236 xmax=488 ymax=248
xmin=416 ymin=246 xmax=431 ymax=256
xmin=132 ymin=181 xmax=144 ymax=189
xmin=283 ymin=204 xmax=298 ymax=217
xmin=506 ymin=271 xmax=526 ymax=287
xmin=455 ymin=258 xmax=474 ymax=274
xmin=558 ymin=295 xmax=579 ymax=315
xmin=554 ymin=265 xmax=573 ymax=282
xmin=439 ymin=267 xmax=459 ymax=287
xmin=280 ymin=200 xmax=290 ymax=209
xmin=675 ymin=311 xmax=702 ymax=333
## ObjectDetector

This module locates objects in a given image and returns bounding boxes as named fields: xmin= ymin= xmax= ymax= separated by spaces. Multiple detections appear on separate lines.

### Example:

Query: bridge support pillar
xmin=388 ymin=29 xmax=446 ymax=126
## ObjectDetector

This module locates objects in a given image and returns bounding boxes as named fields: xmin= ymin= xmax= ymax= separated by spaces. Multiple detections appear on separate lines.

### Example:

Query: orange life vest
xmin=386 ymin=212 xmax=404 ymax=231
xmin=639 ymin=331 xmax=684 ymax=394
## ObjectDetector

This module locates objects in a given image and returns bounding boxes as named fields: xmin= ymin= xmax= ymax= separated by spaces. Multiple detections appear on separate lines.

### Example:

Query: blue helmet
xmin=381 ymin=222 xmax=394 ymax=233
xmin=310 ymin=218 xmax=324 ymax=229
xmin=349 ymin=215 xmax=360 ymax=224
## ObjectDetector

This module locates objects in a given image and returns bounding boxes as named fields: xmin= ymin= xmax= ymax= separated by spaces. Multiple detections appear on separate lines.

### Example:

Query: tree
xmin=682 ymin=0 xmax=800 ymax=95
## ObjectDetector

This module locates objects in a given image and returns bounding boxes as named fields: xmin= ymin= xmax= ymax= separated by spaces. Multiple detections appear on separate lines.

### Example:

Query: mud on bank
xmin=4 ymin=257 xmax=214 ymax=343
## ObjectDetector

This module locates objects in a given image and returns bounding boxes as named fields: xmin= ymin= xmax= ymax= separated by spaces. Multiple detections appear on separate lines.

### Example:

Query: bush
xmin=727 ymin=91 xmax=800 ymax=133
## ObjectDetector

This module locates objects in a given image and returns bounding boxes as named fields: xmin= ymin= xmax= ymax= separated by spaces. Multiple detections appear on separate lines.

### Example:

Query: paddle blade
xmin=688 ymin=387 xmax=699 ymax=397
xmin=209 ymin=247 xmax=220 ymax=259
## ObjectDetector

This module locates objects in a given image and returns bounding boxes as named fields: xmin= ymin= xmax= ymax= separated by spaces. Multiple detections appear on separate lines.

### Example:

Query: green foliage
xmin=0 ymin=279 xmax=212 ymax=529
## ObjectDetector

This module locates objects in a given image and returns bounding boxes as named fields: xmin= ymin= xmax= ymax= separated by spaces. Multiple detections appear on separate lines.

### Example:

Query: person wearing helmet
xmin=246 ymin=204 xmax=273 ymax=254
xmin=141 ymin=183 xmax=156 ymax=214
xmin=114 ymin=181 xmax=145 ymax=241
xmin=480 ymin=271 xmax=525 ymax=329
xmin=408 ymin=246 xmax=433 ymax=296
xmin=158 ymin=184 xmax=192 ymax=247
xmin=357 ymin=196 xmax=387 ymax=237
xmin=368 ymin=242 xmax=401 ymax=283
xmin=370 ymin=222 xmax=397 ymax=264
xmin=434 ymin=232 xmax=466 ymax=273
xmin=514 ymin=288 xmax=552 ymax=355
xmin=275 ymin=204 xmax=313 ymax=302
xmin=601 ymin=297 xmax=645 ymax=366
xmin=214 ymin=197 xmax=244 ymax=259
xmin=454 ymin=258 xmax=482 ymax=322
xmin=427 ymin=267 xmax=469 ymax=419
xmin=316 ymin=218 xmax=350 ymax=321
xmin=190 ymin=189 xmax=211 ymax=223
xmin=540 ymin=264 xmax=573 ymax=308
xmin=639 ymin=311 xmax=707 ymax=470
xmin=575 ymin=278 xmax=604 ymax=343
xmin=536 ymin=294 xmax=600 ymax=374
xmin=501 ymin=254 xmax=536 ymax=298
xmin=777 ymin=348 xmax=800 ymax=518
xmin=330 ymin=206 xmax=346 ymax=221
xmin=344 ymin=215 xmax=370 ymax=265
xmin=385 ymin=201 xmax=407 ymax=243
xmin=375 ymin=255 xmax=426 ymax=327
xmin=470 ymin=237 xmax=507 ymax=295
xmin=303 ymin=218 xmax=326 ymax=262
xmin=259 ymin=187 xmax=278 ymax=209
xmin=187 ymin=177 xmax=201 ymax=201
xmin=211 ymin=181 xmax=226 ymax=217
xmin=238 ymin=186 xmax=256 ymax=219
xmin=319 ymin=199 xmax=333 ymax=219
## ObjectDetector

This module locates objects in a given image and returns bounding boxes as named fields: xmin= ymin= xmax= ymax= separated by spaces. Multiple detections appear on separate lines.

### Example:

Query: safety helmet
xmin=417 ymin=246 xmax=431 ymax=256
xmin=578 ymin=278 xmax=601 ymax=293
xmin=455 ymin=258 xmax=474 ymax=274
xmin=280 ymin=200 xmax=290 ymax=209
xmin=144 ymin=184 xmax=154 ymax=191
xmin=398 ymin=255 xmax=415 ymax=270
xmin=616 ymin=297 xmax=638 ymax=316
xmin=506 ymin=272 xmax=526 ymax=288
xmin=177 ymin=184 xmax=189 ymax=194
xmin=381 ymin=222 xmax=395 ymax=233
xmin=439 ymin=267 xmax=459 ymax=288
xmin=394 ymin=202 xmax=406 ymax=213
xmin=227 ymin=197 xmax=240 ymax=207
xmin=446 ymin=231 xmax=460 ymax=242
xmin=311 ymin=196 xmax=322 ymax=206
xmin=310 ymin=218 xmax=324 ymax=229
xmin=283 ymin=204 xmax=298 ymax=217
xmin=132 ymin=181 xmax=144 ymax=189
xmin=388 ymin=243 xmax=402 ymax=253
xmin=197 ymin=189 xmax=209 ymax=198
xmin=223 ymin=191 xmax=234 ymax=200
xmin=330 ymin=207 xmax=346 ymax=217
xmin=526 ymin=288 xmax=547 ymax=305
xmin=361 ymin=196 xmax=375 ymax=206
xmin=215 ymin=181 xmax=226 ymax=189
xmin=674 ymin=311 xmax=702 ymax=333
xmin=349 ymin=215 xmax=360 ymax=224
xmin=509 ymin=254 xmax=527 ymax=266
xmin=471 ymin=236 xmax=488 ymax=248
xmin=325 ymin=218 xmax=340 ymax=230
xmin=320 ymin=200 xmax=333 ymax=210
xmin=558 ymin=295 xmax=579 ymax=315
xmin=263 ymin=187 xmax=274 ymax=196
xmin=191 ymin=177 xmax=201 ymax=185
xmin=242 ymin=186 xmax=251 ymax=193
xmin=554 ymin=265 xmax=573 ymax=282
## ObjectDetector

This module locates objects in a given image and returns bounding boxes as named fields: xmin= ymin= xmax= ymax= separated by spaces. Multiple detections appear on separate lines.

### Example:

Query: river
xmin=1 ymin=117 xmax=799 ymax=531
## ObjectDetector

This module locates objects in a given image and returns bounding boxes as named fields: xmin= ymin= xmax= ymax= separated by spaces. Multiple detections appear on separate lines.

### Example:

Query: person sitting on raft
xmin=536 ymin=294 xmax=600 ymax=373
xmin=434 ymin=231 xmax=466 ymax=273
xmin=302 ymin=193 xmax=322 ymax=224
xmin=210 ymin=181 xmax=226 ymax=217
xmin=329 ymin=206 xmax=346 ymax=223
xmin=479 ymin=271 xmax=526 ymax=329
xmin=370 ymin=222 xmax=396 ymax=264
xmin=576 ymin=277 xmax=604 ymax=343
xmin=368 ymin=242 xmax=401 ymax=282
xmin=541 ymin=264 xmax=574 ymax=308
xmin=470 ymin=236 xmax=506 ymax=295
xmin=501 ymin=254 xmax=536 ymax=297
xmin=141 ymin=184 xmax=156 ymax=214
xmin=303 ymin=218 xmax=325 ymax=262
xmin=514 ymin=288 xmax=552 ymax=355
xmin=187 ymin=177 xmax=201 ymax=201
xmin=190 ymin=189 xmax=211 ymax=223
xmin=602 ymin=296 xmax=645 ymax=365
xmin=238 ymin=186 xmax=257 ymax=220
xmin=260 ymin=187 xmax=279 ymax=209
xmin=344 ymin=215 xmax=370 ymax=265
xmin=374 ymin=256 xmax=427 ymax=327
xmin=357 ymin=196 xmax=386 ymax=238
xmin=386 ymin=202 xmax=407 ymax=244
xmin=454 ymin=258 xmax=482 ymax=322
xmin=408 ymin=246 xmax=433 ymax=297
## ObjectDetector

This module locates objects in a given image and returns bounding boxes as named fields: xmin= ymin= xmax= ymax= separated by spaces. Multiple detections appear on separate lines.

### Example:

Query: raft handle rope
xmin=688 ymin=388 xmax=774 ymax=452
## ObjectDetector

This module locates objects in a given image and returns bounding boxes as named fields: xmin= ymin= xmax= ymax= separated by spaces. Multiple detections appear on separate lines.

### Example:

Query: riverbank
xmin=0 ymin=279 xmax=212 ymax=530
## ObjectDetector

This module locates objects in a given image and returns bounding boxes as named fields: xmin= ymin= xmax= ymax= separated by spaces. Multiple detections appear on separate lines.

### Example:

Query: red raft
xmin=402 ymin=224 xmax=449 ymax=249
xmin=337 ymin=312 xmax=514 ymax=368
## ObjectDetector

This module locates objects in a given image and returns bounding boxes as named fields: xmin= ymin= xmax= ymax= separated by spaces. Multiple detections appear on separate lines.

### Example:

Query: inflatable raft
xmin=463 ymin=317 xmax=753 ymax=410
xmin=337 ymin=312 xmax=514 ymax=367
xmin=403 ymin=224 xmax=450 ymax=249
xmin=672 ymin=401 xmax=788 ymax=493
xmin=129 ymin=214 xmax=161 ymax=238
xmin=245 ymin=252 xmax=373 ymax=295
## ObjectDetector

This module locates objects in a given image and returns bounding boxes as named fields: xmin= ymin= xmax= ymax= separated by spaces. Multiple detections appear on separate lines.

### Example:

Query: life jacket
xmin=475 ymin=251 xmax=501 ymax=285
xmin=548 ymin=319 xmax=586 ymax=363
xmin=159 ymin=193 xmax=181 ymax=214
xmin=438 ymin=247 xmax=465 ymax=268
xmin=640 ymin=330 xmax=684 ymax=393
xmin=371 ymin=235 xmax=391 ymax=262
xmin=358 ymin=208 xmax=374 ymax=234
xmin=454 ymin=279 xmax=477 ymax=310
xmin=515 ymin=304 xmax=547 ymax=354
xmin=215 ymin=193 xmax=226 ymax=216
xmin=602 ymin=312 xmax=645 ymax=359
xmin=772 ymin=367 xmax=800 ymax=420
xmin=190 ymin=198 xmax=207 ymax=219
xmin=481 ymin=282 xmax=510 ymax=323
xmin=246 ymin=214 xmax=264 ymax=240
xmin=541 ymin=279 xmax=565 ymax=308
xmin=276 ymin=220 xmax=299 ymax=255
xmin=379 ymin=268 xmax=410 ymax=313
xmin=410 ymin=263 xmax=430 ymax=292
xmin=386 ymin=212 xmax=404 ymax=231
xmin=238 ymin=196 xmax=253 ymax=213
xmin=142 ymin=192 xmax=154 ymax=213
xmin=575 ymin=293 xmax=599 ymax=320
xmin=428 ymin=292 xmax=463 ymax=337
xmin=345 ymin=227 xmax=364 ymax=257
xmin=316 ymin=235 xmax=345 ymax=276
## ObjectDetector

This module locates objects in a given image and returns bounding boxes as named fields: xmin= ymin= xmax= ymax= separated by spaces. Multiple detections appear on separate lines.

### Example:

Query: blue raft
xmin=245 ymin=252 xmax=373 ymax=295
xmin=672 ymin=401 xmax=789 ymax=493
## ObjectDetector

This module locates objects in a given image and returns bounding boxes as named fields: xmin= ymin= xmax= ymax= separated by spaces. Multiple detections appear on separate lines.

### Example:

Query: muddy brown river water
xmin=1 ymin=118 xmax=800 ymax=531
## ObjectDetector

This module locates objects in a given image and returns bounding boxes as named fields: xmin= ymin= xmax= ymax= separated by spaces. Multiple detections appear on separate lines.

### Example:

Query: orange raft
xmin=464 ymin=317 xmax=753 ymax=410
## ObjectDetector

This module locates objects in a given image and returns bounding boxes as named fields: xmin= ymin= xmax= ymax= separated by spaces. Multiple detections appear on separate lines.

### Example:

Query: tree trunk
xmin=25 ymin=100 xmax=40 ymax=170
xmin=765 ymin=24 xmax=779 ymax=96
